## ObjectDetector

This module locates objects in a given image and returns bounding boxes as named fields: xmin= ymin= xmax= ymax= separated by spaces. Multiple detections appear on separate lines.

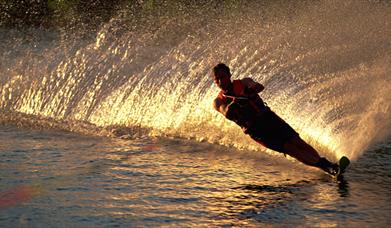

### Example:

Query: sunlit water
xmin=1 ymin=126 xmax=390 ymax=226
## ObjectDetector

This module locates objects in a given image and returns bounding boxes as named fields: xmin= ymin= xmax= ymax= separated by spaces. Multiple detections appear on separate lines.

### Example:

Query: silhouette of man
xmin=212 ymin=63 xmax=339 ymax=175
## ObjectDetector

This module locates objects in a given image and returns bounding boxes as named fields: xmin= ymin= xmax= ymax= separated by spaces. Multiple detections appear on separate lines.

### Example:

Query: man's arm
xmin=213 ymin=98 xmax=227 ymax=115
xmin=213 ymin=98 xmax=237 ymax=120
xmin=241 ymin=78 xmax=264 ymax=94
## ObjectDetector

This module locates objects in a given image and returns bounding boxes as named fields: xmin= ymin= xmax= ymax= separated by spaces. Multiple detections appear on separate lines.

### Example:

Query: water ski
xmin=334 ymin=156 xmax=350 ymax=180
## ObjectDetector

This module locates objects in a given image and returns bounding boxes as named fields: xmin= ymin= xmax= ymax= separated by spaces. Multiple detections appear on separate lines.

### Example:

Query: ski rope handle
xmin=222 ymin=94 xmax=248 ymax=100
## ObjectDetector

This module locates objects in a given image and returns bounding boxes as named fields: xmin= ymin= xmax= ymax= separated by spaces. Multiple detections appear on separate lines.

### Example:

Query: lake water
xmin=1 ymin=126 xmax=390 ymax=227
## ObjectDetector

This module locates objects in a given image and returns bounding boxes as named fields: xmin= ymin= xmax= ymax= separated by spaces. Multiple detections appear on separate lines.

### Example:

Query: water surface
xmin=1 ymin=126 xmax=390 ymax=226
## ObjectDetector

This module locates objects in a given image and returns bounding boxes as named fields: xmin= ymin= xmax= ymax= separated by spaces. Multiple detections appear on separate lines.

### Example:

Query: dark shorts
xmin=247 ymin=110 xmax=299 ymax=152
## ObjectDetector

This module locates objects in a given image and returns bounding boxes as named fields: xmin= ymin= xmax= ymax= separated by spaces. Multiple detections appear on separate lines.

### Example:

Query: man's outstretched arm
xmin=242 ymin=78 xmax=264 ymax=94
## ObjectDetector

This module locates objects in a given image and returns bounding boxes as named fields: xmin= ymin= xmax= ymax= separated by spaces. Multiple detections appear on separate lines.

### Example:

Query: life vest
xmin=218 ymin=80 xmax=266 ymax=113
xmin=217 ymin=79 xmax=268 ymax=131
xmin=232 ymin=80 xmax=246 ymax=97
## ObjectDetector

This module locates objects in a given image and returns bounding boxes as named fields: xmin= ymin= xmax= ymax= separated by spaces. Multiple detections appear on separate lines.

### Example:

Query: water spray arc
xmin=1 ymin=0 xmax=390 ymax=160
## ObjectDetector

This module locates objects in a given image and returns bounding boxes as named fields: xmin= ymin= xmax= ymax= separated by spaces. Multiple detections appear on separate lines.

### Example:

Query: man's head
xmin=212 ymin=63 xmax=232 ymax=92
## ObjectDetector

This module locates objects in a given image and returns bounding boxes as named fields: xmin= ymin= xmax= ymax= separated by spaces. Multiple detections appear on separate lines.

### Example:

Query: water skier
xmin=212 ymin=63 xmax=345 ymax=176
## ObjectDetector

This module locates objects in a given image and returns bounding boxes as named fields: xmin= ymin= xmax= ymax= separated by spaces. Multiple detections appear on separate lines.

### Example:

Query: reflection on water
xmin=0 ymin=127 xmax=390 ymax=226
xmin=0 ymin=185 xmax=42 ymax=209
xmin=336 ymin=178 xmax=350 ymax=197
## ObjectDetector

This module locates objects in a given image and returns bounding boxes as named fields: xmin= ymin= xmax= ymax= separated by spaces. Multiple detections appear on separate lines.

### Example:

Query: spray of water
xmin=1 ymin=0 xmax=390 ymax=160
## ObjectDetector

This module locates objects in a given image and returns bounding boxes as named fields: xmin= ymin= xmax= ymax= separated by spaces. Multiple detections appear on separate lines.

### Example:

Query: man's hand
xmin=244 ymin=87 xmax=257 ymax=97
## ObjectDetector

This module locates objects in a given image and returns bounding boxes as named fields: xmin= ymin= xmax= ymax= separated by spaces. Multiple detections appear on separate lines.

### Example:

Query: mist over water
xmin=1 ymin=0 xmax=390 ymax=160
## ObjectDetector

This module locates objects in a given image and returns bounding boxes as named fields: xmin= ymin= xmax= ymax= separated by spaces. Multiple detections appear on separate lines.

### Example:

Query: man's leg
xmin=283 ymin=136 xmax=320 ymax=165
xmin=283 ymin=136 xmax=338 ymax=175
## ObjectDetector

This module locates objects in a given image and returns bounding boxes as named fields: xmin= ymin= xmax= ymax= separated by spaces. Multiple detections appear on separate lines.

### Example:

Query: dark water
xmin=1 ymin=126 xmax=390 ymax=227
